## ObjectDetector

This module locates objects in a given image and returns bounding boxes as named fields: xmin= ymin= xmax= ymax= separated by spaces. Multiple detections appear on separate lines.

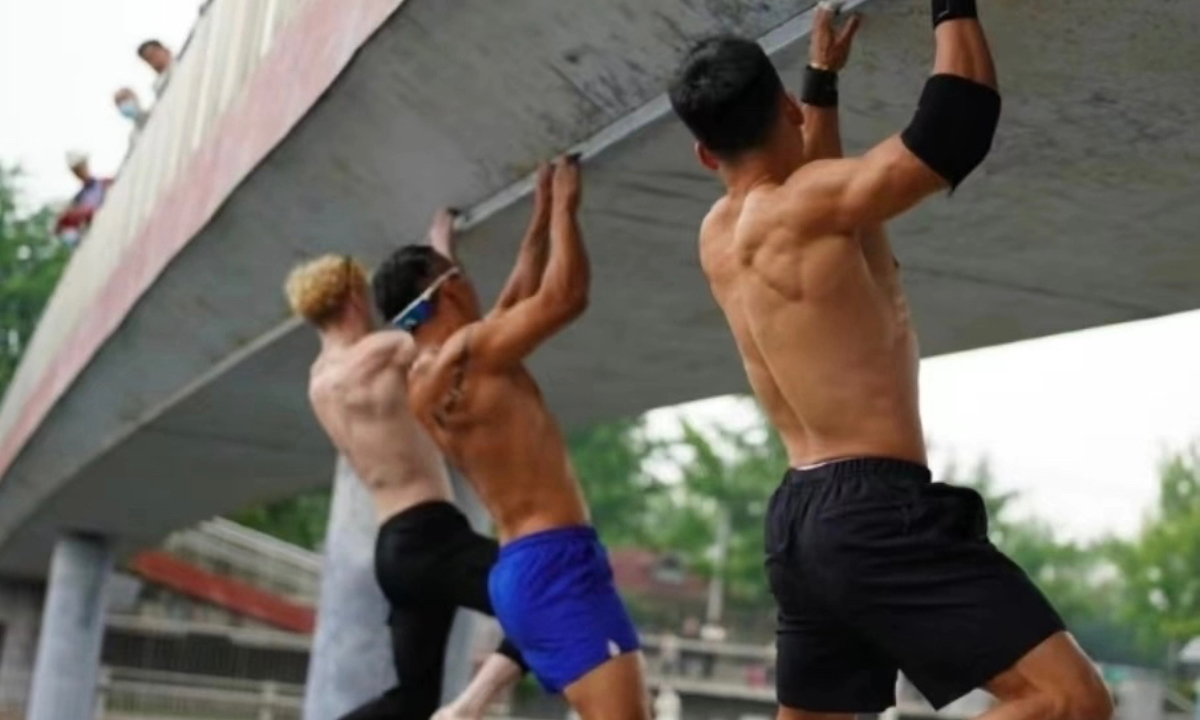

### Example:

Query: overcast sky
xmin=0 ymin=0 xmax=200 ymax=205
xmin=2 ymin=0 xmax=1198 ymax=543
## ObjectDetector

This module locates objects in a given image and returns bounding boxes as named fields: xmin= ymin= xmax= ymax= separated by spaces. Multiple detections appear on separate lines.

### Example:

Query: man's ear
xmin=695 ymin=142 xmax=720 ymax=171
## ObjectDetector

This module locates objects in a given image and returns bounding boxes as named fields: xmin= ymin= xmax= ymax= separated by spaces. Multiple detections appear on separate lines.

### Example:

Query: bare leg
xmin=432 ymin=653 xmax=523 ymax=720
xmin=977 ymin=632 xmax=1113 ymax=720
xmin=563 ymin=652 xmax=650 ymax=720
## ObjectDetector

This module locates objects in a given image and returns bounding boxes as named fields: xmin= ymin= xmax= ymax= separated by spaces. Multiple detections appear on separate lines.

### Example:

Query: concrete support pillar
xmin=26 ymin=532 xmax=113 ymax=720
xmin=0 ymin=578 xmax=44 ymax=714
xmin=441 ymin=469 xmax=491 ymax=704
xmin=304 ymin=458 xmax=394 ymax=720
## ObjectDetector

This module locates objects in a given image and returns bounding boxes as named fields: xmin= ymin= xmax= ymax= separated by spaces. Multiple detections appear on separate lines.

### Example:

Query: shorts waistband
xmin=785 ymin=457 xmax=931 ymax=485
xmin=499 ymin=525 xmax=598 ymax=556
xmin=378 ymin=500 xmax=465 ymax=535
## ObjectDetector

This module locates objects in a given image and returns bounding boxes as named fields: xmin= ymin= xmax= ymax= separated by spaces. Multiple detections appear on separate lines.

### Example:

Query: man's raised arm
xmin=494 ymin=164 xmax=554 ymax=310
xmin=801 ymin=2 xmax=862 ymax=161
xmin=475 ymin=155 xmax=589 ymax=367
xmin=801 ymin=2 xmax=895 ymax=258
xmin=429 ymin=208 xmax=459 ymax=262
xmin=802 ymin=0 xmax=1001 ymax=230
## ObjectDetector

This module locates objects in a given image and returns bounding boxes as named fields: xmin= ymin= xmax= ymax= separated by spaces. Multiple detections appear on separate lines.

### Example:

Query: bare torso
xmin=309 ymin=332 xmax=452 ymax=524
xmin=407 ymin=329 xmax=588 ymax=543
xmin=700 ymin=184 xmax=925 ymax=468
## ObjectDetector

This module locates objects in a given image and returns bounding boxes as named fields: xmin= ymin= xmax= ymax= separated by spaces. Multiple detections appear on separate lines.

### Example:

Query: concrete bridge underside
xmin=0 ymin=0 xmax=1197 ymax=576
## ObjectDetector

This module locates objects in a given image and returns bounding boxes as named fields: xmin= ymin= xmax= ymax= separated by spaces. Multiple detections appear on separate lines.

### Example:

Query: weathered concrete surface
xmin=0 ymin=580 xmax=42 ymax=711
xmin=0 ymin=0 xmax=1199 ymax=577
xmin=26 ymin=534 xmax=113 ymax=720
xmin=303 ymin=458 xmax=393 ymax=720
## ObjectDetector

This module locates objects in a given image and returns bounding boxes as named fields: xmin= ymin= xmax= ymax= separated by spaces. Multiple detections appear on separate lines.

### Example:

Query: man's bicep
xmin=473 ymin=298 xmax=564 ymax=368
xmin=834 ymin=137 xmax=947 ymax=228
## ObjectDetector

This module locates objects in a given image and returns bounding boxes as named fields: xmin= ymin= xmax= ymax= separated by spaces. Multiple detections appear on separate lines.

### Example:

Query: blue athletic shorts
xmin=488 ymin=526 xmax=640 ymax=693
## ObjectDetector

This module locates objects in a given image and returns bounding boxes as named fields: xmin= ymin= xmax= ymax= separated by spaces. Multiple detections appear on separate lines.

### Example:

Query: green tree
xmin=0 ymin=164 xmax=71 ymax=397
xmin=946 ymin=458 xmax=1150 ymax=665
xmin=569 ymin=417 xmax=665 ymax=547
xmin=947 ymin=460 xmax=1103 ymax=619
xmin=1111 ymin=445 xmax=1200 ymax=659
xmin=652 ymin=411 xmax=786 ymax=608
xmin=230 ymin=491 xmax=332 ymax=550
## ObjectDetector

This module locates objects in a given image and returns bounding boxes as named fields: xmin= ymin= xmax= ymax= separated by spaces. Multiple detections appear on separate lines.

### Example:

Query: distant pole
xmin=705 ymin=508 xmax=731 ymax=626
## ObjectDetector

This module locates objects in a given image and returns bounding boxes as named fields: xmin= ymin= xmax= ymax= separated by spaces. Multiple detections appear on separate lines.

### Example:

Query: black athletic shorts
xmin=340 ymin=501 xmax=524 ymax=720
xmin=765 ymin=459 xmax=1064 ymax=713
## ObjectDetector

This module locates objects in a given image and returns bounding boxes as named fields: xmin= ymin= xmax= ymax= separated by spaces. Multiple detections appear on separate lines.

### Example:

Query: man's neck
xmin=414 ymin=318 xmax=457 ymax=350
xmin=319 ymin=319 xmax=371 ymax=351
xmin=719 ymin=149 xmax=805 ymax=198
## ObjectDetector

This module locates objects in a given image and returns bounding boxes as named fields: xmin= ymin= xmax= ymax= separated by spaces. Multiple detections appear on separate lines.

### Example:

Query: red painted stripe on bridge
xmin=0 ymin=0 xmax=405 ymax=480
xmin=129 ymin=550 xmax=315 ymax=634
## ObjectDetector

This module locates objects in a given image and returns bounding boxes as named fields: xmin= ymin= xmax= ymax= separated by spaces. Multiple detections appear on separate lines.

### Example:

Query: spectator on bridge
xmin=114 ymin=87 xmax=150 ymax=130
xmin=114 ymin=87 xmax=150 ymax=156
xmin=137 ymin=39 xmax=174 ymax=97
xmin=54 ymin=151 xmax=112 ymax=248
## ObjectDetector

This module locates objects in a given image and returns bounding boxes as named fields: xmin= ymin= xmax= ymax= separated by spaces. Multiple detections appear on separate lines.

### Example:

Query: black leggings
xmin=339 ymin=502 xmax=525 ymax=720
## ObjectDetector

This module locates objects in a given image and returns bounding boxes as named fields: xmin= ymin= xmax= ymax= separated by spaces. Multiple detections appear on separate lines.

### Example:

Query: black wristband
xmin=932 ymin=0 xmax=977 ymax=27
xmin=801 ymin=66 xmax=839 ymax=108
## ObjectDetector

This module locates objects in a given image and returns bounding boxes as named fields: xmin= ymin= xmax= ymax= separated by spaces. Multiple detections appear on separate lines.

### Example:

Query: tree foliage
xmin=568 ymin=417 xmax=665 ymax=548
xmin=0 ymin=164 xmax=71 ymax=397
xmin=229 ymin=492 xmax=332 ymax=551
xmin=1111 ymin=446 xmax=1200 ymax=657
xmin=945 ymin=459 xmax=1148 ymax=664
xmin=648 ymin=418 xmax=785 ymax=607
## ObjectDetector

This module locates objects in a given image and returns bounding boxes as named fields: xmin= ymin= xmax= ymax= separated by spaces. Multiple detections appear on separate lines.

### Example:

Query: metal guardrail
xmin=105 ymin=614 xmax=311 ymax=652
xmin=159 ymin=518 xmax=321 ymax=604
xmin=0 ymin=0 xmax=314 ymax=464
xmin=98 ymin=668 xmax=302 ymax=720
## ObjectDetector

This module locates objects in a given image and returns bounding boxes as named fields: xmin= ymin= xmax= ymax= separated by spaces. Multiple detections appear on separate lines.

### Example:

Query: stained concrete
xmin=303 ymin=458 xmax=394 ymax=720
xmin=0 ymin=0 xmax=1198 ymax=576
xmin=26 ymin=534 xmax=112 ymax=720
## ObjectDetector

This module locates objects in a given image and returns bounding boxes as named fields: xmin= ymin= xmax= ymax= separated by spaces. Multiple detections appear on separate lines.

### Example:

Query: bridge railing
xmin=0 ymin=0 xmax=315 ymax=467
xmin=159 ymin=518 xmax=321 ymax=605
xmin=97 ymin=667 xmax=302 ymax=720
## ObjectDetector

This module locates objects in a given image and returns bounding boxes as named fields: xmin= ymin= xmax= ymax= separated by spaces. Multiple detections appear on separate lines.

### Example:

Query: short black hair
xmin=372 ymin=245 xmax=444 ymax=321
xmin=667 ymin=36 xmax=785 ymax=158
xmin=137 ymin=40 xmax=165 ymax=57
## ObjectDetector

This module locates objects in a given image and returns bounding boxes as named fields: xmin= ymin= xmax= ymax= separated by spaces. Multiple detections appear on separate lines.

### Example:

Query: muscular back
xmin=406 ymin=329 xmax=588 ymax=543
xmin=309 ymin=332 xmax=452 ymax=523
xmin=700 ymin=183 xmax=925 ymax=468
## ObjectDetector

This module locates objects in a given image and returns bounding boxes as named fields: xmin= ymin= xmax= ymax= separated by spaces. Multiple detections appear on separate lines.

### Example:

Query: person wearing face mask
xmin=114 ymin=88 xmax=149 ymax=130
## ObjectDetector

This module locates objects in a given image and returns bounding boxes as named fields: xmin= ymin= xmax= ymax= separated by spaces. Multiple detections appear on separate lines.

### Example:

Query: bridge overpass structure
xmin=0 ymin=0 xmax=1197 ymax=717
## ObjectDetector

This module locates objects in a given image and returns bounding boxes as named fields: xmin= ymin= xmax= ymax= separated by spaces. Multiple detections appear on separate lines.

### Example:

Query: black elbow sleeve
xmin=900 ymin=74 xmax=1001 ymax=189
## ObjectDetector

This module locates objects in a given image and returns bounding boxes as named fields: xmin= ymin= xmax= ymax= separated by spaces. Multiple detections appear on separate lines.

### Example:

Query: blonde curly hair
xmin=284 ymin=254 xmax=369 ymax=326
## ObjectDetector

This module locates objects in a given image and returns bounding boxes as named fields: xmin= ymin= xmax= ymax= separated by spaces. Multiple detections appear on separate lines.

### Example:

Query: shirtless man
xmin=667 ymin=2 xmax=1113 ymax=719
xmin=285 ymin=226 xmax=527 ymax=720
xmin=371 ymin=157 xmax=648 ymax=720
